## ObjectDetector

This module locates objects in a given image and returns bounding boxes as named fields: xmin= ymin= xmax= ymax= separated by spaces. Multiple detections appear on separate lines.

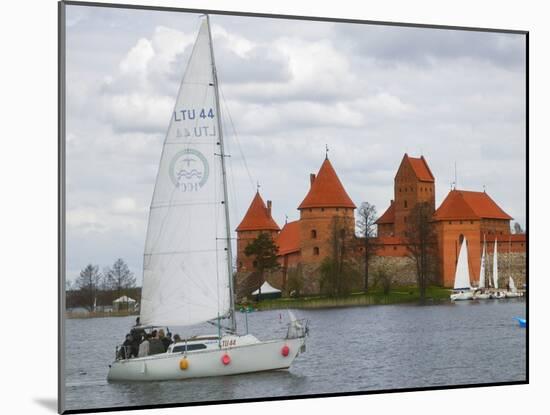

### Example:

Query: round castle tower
xmin=297 ymin=157 xmax=356 ymax=266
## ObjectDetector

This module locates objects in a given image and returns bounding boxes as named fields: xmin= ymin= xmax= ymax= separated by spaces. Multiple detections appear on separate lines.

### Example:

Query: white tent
xmin=112 ymin=296 xmax=137 ymax=311
xmin=252 ymin=281 xmax=282 ymax=299
xmin=113 ymin=295 xmax=136 ymax=303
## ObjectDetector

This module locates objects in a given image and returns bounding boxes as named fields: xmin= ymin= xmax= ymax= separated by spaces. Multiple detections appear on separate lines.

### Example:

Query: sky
xmin=64 ymin=4 xmax=526 ymax=284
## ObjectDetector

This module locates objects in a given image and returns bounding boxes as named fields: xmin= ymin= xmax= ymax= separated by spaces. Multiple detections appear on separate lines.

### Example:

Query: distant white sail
xmin=492 ymin=238 xmax=499 ymax=289
xmin=509 ymin=276 xmax=517 ymax=293
xmin=140 ymin=21 xmax=231 ymax=327
xmin=454 ymin=237 xmax=472 ymax=290
xmin=479 ymin=237 xmax=486 ymax=288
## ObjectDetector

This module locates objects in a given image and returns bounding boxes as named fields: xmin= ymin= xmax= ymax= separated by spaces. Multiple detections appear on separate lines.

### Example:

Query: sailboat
xmin=107 ymin=16 xmax=308 ymax=382
xmin=450 ymin=237 xmax=474 ymax=301
xmin=473 ymin=236 xmax=490 ymax=299
xmin=491 ymin=238 xmax=506 ymax=299
xmin=505 ymin=237 xmax=521 ymax=298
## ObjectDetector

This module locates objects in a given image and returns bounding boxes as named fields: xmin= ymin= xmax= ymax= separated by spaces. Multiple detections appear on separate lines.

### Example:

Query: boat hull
xmin=450 ymin=291 xmax=474 ymax=301
xmin=107 ymin=336 xmax=305 ymax=381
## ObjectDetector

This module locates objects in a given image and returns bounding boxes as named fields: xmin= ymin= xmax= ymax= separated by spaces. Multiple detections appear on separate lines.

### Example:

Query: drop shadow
xmin=34 ymin=398 xmax=57 ymax=413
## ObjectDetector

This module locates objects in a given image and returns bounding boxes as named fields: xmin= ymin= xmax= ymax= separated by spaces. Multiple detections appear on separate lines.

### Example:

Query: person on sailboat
xmin=118 ymin=334 xmax=134 ymax=359
xmin=159 ymin=329 xmax=171 ymax=351
xmin=148 ymin=330 xmax=165 ymax=355
xmin=138 ymin=333 xmax=151 ymax=357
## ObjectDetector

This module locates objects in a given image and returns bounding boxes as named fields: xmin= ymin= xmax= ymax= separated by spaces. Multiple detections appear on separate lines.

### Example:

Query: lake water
xmin=63 ymin=299 xmax=526 ymax=412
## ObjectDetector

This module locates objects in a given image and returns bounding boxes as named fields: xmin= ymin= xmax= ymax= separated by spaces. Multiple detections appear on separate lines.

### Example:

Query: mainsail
xmin=479 ymin=236 xmax=486 ymax=288
xmin=454 ymin=237 xmax=472 ymax=290
xmin=140 ymin=20 xmax=231 ymax=327
xmin=492 ymin=238 xmax=499 ymax=289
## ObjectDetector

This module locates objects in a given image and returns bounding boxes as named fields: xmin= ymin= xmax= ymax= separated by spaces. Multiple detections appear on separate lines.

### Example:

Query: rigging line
xmin=219 ymin=84 xmax=256 ymax=193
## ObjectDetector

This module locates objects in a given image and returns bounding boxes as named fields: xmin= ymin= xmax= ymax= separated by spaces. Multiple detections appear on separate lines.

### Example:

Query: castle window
xmin=404 ymin=200 xmax=408 ymax=208
xmin=313 ymin=247 xmax=320 ymax=256
xmin=321 ymin=208 xmax=325 ymax=212
xmin=393 ymin=246 xmax=397 ymax=251
xmin=336 ymin=208 xmax=339 ymax=212
xmin=470 ymin=221 xmax=474 ymax=224
xmin=448 ymin=221 xmax=452 ymax=225
xmin=311 ymin=229 xmax=317 ymax=239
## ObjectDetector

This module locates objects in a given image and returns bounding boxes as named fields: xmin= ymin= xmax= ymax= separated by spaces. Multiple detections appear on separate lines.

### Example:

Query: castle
xmin=235 ymin=154 xmax=526 ymax=294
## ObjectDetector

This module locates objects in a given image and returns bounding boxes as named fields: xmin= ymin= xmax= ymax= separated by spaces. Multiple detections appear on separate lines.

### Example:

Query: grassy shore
xmin=242 ymin=286 xmax=452 ymax=311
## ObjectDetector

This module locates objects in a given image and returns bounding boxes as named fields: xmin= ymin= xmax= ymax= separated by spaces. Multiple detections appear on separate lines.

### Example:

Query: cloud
xmin=64 ymin=7 xmax=526 ymax=283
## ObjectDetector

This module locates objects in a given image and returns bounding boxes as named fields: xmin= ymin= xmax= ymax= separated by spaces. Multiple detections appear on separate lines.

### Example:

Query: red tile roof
xmin=433 ymin=189 xmax=513 ymax=221
xmin=298 ymin=158 xmax=356 ymax=209
xmin=375 ymin=200 xmax=395 ymax=224
xmin=404 ymin=154 xmax=435 ymax=183
xmin=276 ymin=220 xmax=301 ymax=255
xmin=235 ymin=192 xmax=280 ymax=232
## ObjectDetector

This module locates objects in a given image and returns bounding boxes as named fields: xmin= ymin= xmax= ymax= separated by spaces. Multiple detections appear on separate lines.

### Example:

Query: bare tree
xmin=371 ymin=257 xmax=402 ymax=295
xmin=286 ymin=263 xmax=304 ymax=297
xmin=75 ymin=264 xmax=103 ymax=311
xmin=405 ymin=202 xmax=438 ymax=302
xmin=319 ymin=216 xmax=360 ymax=297
xmin=356 ymin=202 xmax=378 ymax=292
xmin=105 ymin=258 xmax=136 ymax=300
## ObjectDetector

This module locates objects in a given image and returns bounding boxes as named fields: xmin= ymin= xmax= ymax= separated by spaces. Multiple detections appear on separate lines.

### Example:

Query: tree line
xmin=66 ymin=258 xmax=138 ymax=311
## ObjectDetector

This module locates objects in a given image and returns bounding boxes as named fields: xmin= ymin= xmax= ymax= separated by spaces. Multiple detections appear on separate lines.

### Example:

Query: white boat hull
xmin=450 ymin=291 xmax=474 ymax=301
xmin=505 ymin=291 xmax=521 ymax=298
xmin=107 ymin=336 xmax=306 ymax=381
xmin=473 ymin=292 xmax=491 ymax=300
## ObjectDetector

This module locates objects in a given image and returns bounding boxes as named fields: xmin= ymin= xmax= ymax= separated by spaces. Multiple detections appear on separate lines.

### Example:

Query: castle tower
xmin=393 ymin=154 xmax=436 ymax=236
xmin=297 ymin=157 xmax=356 ymax=267
xmin=235 ymin=191 xmax=280 ymax=273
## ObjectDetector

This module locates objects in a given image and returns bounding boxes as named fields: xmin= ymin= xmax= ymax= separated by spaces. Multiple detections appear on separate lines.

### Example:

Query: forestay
xmin=454 ymin=237 xmax=472 ymax=290
xmin=140 ymin=20 xmax=231 ymax=327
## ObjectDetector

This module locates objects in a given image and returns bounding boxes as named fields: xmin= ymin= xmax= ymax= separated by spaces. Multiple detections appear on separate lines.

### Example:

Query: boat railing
xmin=286 ymin=318 xmax=309 ymax=339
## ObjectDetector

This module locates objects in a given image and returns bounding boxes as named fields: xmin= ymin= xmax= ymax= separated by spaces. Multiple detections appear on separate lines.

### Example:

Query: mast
xmin=206 ymin=15 xmax=236 ymax=332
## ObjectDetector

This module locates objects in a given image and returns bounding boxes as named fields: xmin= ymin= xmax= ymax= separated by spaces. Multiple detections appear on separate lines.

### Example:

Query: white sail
xmin=509 ymin=276 xmax=517 ymax=293
xmin=479 ymin=237 xmax=486 ymax=288
xmin=454 ymin=237 xmax=472 ymax=290
xmin=492 ymin=238 xmax=499 ymax=289
xmin=140 ymin=20 xmax=231 ymax=327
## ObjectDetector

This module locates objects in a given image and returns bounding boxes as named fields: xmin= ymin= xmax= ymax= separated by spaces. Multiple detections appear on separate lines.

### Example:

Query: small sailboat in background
xmin=450 ymin=237 xmax=474 ymax=301
xmin=505 ymin=236 xmax=521 ymax=298
xmin=473 ymin=236 xmax=490 ymax=299
xmin=490 ymin=238 xmax=506 ymax=299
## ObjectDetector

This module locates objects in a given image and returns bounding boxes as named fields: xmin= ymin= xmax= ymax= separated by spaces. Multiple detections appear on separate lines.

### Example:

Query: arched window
xmin=311 ymin=229 xmax=317 ymax=239
xmin=404 ymin=200 xmax=408 ymax=208
xmin=313 ymin=247 xmax=320 ymax=255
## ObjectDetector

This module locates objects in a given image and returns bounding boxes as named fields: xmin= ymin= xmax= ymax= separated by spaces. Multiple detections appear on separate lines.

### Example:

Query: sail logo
xmin=169 ymin=149 xmax=209 ymax=192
